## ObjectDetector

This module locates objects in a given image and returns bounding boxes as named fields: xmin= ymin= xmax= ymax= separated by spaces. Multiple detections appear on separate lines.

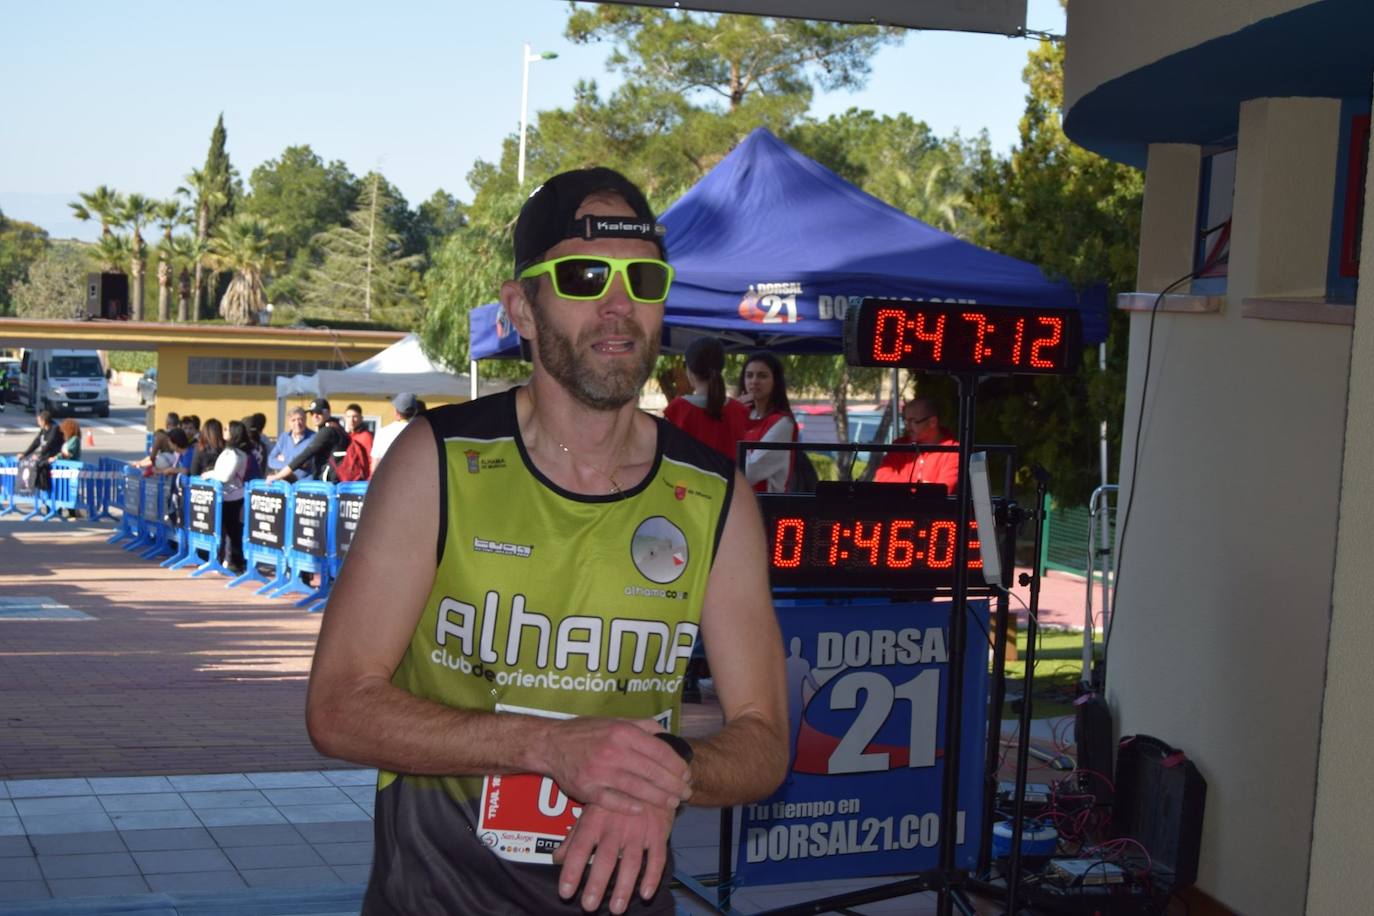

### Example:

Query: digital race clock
xmin=844 ymin=299 xmax=1082 ymax=375
xmin=759 ymin=487 xmax=1005 ymax=590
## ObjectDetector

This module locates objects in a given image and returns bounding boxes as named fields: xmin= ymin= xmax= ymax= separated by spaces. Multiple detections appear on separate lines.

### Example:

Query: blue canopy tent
xmin=468 ymin=127 xmax=1106 ymax=360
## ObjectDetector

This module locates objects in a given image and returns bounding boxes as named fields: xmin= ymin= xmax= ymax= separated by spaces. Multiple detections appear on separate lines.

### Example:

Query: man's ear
xmin=499 ymin=279 xmax=537 ymax=342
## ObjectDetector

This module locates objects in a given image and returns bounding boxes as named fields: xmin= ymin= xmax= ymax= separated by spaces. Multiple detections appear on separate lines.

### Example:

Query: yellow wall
xmin=154 ymin=343 xmax=390 ymax=438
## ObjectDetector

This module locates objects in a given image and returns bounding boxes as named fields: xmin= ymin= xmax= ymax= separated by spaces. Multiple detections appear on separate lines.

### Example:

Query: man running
xmin=306 ymin=167 xmax=788 ymax=915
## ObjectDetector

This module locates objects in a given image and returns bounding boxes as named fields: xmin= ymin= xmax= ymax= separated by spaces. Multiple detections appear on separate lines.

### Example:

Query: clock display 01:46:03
xmin=769 ymin=515 xmax=984 ymax=575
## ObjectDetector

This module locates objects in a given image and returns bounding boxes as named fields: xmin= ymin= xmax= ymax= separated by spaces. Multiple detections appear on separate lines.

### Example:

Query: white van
xmin=20 ymin=349 xmax=110 ymax=418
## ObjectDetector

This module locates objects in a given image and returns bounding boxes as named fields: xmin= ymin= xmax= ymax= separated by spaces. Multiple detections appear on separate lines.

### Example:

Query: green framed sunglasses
xmin=519 ymin=255 xmax=675 ymax=304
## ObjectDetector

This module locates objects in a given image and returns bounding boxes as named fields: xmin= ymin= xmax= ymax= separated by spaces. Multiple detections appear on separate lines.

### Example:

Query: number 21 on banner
xmin=828 ymin=670 xmax=939 ymax=774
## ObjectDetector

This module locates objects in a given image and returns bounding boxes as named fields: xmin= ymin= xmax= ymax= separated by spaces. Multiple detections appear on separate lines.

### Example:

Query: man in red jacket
xmin=873 ymin=397 xmax=959 ymax=492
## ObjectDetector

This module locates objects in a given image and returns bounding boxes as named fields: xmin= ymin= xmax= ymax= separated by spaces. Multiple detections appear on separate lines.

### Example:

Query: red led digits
xmin=961 ymin=312 xmax=993 ymax=364
xmin=773 ymin=517 xmax=805 ymax=569
xmin=1012 ymin=318 xmax=1025 ymax=365
xmin=827 ymin=522 xmax=842 ymax=566
xmin=872 ymin=308 xmax=908 ymax=362
xmin=927 ymin=520 xmax=957 ymax=569
xmin=887 ymin=519 xmax=916 ymax=568
xmin=968 ymin=521 xmax=983 ymax=570
xmin=910 ymin=310 xmax=946 ymax=361
xmin=852 ymin=521 xmax=882 ymax=566
xmin=1030 ymin=316 xmax=1064 ymax=369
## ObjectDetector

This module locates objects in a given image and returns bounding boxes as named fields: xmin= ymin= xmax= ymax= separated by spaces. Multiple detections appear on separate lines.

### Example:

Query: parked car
xmin=137 ymin=368 xmax=157 ymax=405
xmin=795 ymin=404 xmax=893 ymax=472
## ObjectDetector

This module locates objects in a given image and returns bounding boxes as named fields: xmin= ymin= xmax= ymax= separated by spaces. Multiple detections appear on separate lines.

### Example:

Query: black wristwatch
xmin=654 ymin=731 xmax=694 ymax=764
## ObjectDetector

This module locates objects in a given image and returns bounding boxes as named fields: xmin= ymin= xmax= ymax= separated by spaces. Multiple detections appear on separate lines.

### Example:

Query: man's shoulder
xmin=656 ymin=415 xmax=733 ymax=482
xmin=426 ymin=391 xmax=516 ymax=442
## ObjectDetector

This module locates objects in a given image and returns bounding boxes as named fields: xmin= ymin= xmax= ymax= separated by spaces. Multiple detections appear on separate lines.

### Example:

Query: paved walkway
xmin=0 ymin=511 xmax=1092 ymax=913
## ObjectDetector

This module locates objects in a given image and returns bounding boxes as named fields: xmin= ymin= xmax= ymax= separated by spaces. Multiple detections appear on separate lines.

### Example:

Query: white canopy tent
xmin=274 ymin=333 xmax=513 ymax=430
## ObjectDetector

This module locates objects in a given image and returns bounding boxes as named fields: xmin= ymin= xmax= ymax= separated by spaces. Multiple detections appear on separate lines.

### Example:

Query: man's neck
xmin=519 ymin=379 xmax=648 ymax=495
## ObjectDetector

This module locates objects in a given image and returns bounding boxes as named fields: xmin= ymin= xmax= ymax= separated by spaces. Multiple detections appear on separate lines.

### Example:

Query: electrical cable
xmin=1102 ymin=269 xmax=1200 ymax=674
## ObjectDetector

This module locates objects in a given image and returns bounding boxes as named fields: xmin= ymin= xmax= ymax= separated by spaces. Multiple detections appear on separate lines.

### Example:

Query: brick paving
xmin=0 ymin=517 xmax=345 ymax=780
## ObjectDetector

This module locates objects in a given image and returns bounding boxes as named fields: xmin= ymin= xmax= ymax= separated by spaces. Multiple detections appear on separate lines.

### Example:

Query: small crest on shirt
xmin=674 ymin=484 xmax=687 ymax=501
xmin=464 ymin=450 xmax=480 ymax=473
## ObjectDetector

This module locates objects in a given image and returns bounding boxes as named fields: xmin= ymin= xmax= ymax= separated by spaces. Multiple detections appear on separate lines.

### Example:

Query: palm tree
xmin=177 ymin=168 xmax=227 ymax=321
xmin=69 ymin=185 xmax=124 ymax=241
xmin=87 ymin=232 xmax=132 ymax=273
xmin=117 ymin=193 xmax=158 ymax=321
xmin=153 ymin=200 xmax=187 ymax=321
xmin=205 ymin=215 xmax=280 ymax=325
xmin=170 ymin=234 xmax=207 ymax=322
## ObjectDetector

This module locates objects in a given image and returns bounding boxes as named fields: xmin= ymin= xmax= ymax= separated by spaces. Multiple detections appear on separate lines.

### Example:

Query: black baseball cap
xmin=513 ymin=167 xmax=667 ymax=274
xmin=306 ymin=398 xmax=330 ymax=415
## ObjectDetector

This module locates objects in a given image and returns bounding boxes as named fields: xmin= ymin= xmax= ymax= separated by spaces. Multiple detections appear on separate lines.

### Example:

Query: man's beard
xmin=533 ymin=306 xmax=660 ymax=410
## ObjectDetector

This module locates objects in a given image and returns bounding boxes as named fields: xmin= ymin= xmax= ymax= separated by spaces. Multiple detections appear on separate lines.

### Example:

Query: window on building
xmin=1193 ymin=146 xmax=1236 ymax=294
xmin=1328 ymin=101 xmax=1369 ymax=304
xmin=187 ymin=357 xmax=338 ymax=386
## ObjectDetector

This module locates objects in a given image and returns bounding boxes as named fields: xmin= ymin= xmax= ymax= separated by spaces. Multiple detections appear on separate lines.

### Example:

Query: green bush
xmin=108 ymin=351 xmax=156 ymax=373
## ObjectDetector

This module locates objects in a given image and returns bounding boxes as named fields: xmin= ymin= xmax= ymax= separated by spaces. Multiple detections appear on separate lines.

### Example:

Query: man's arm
xmin=552 ymin=472 xmax=788 ymax=913
xmin=285 ymin=428 xmax=331 ymax=473
xmin=305 ymin=419 xmax=691 ymax=814
xmin=684 ymin=471 xmax=789 ymax=804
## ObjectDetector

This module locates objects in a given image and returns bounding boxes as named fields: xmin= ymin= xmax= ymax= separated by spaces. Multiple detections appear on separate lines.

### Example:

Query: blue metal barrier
xmin=109 ymin=467 xmax=143 ymax=544
xmin=167 ymin=477 xmax=231 ymax=578
xmin=331 ymin=482 xmax=368 ymax=584
xmin=42 ymin=460 xmax=85 ymax=522
xmin=229 ymin=480 xmax=293 ymax=593
xmin=160 ymin=476 xmax=193 ymax=569
xmin=270 ymin=481 xmax=336 ymax=610
xmin=92 ymin=458 xmax=122 ymax=521
xmin=0 ymin=456 xmax=16 ymax=515
xmin=125 ymin=476 xmax=163 ymax=553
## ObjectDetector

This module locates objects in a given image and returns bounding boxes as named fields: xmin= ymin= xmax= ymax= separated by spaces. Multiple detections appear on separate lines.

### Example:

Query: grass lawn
xmin=997 ymin=629 xmax=1102 ymax=720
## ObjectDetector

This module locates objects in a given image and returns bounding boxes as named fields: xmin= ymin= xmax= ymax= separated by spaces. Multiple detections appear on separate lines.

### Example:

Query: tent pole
xmin=470 ymin=359 xmax=479 ymax=401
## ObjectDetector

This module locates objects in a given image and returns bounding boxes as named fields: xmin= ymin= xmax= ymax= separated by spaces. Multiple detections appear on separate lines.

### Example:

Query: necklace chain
xmin=527 ymin=387 xmax=631 ymax=496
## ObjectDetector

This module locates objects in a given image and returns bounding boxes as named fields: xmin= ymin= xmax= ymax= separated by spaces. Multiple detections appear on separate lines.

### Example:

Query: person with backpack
xmin=266 ymin=398 xmax=365 ymax=483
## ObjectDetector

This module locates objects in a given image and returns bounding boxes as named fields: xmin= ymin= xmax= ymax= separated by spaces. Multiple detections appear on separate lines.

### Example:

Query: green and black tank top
xmin=363 ymin=387 xmax=734 ymax=915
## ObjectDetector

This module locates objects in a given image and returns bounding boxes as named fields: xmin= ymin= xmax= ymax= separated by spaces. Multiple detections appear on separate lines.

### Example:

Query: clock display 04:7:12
xmin=770 ymin=517 xmax=984 ymax=572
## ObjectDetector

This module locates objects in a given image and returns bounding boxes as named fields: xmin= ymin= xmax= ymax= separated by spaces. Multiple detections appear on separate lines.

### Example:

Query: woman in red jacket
xmin=738 ymin=351 xmax=796 ymax=493
xmin=664 ymin=337 xmax=750 ymax=460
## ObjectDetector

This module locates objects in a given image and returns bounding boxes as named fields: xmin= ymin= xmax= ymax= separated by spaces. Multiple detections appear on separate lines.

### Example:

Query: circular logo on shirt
xmin=630 ymin=516 xmax=689 ymax=584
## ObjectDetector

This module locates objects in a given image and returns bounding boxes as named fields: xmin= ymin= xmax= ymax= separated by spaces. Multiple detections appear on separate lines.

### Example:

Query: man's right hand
xmin=538 ymin=717 xmax=691 ymax=816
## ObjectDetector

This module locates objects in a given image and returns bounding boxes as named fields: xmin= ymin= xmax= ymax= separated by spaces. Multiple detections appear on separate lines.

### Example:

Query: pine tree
xmin=299 ymin=173 xmax=422 ymax=322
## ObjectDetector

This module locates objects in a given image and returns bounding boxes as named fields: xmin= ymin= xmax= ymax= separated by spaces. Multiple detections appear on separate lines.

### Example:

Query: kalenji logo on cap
xmin=594 ymin=219 xmax=652 ymax=234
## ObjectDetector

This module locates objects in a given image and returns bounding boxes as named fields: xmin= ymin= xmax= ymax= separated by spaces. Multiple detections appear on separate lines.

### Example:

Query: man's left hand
xmin=552 ymin=801 xmax=675 ymax=914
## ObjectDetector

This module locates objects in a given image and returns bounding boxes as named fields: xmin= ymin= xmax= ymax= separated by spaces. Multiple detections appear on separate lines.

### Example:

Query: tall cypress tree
xmin=196 ymin=114 xmax=237 ymax=318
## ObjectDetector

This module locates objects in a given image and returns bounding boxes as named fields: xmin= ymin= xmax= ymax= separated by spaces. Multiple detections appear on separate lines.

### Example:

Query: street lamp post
xmin=518 ymin=42 xmax=558 ymax=188
xmin=475 ymin=42 xmax=558 ymax=401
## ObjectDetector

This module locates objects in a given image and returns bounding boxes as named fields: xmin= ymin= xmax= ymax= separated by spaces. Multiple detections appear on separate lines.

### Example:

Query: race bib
xmin=476 ymin=704 xmax=674 ymax=864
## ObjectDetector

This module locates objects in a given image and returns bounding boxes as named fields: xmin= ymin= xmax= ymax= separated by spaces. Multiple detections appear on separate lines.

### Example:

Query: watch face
xmin=845 ymin=299 xmax=1082 ymax=376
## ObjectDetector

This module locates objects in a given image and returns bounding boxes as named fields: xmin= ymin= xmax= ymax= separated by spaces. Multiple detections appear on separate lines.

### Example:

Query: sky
xmin=0 ymin=0 xmax=1065 ymax=242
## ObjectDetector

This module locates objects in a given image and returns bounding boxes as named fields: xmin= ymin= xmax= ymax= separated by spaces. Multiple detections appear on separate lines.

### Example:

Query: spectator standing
xmin=56 ymin=419 xmax=82 ymax=463
xmin=205 ymin=420 xmax=250 ymax=573
xmin=872 ymin=397 xmax=960 ymax=492
xmin=266 ymin=399 xmax=346 ymax=483
xmin=190 ymin=419 xmax=225 ymax=477
xmin=343 ymin=403 xmax=374 ymax=460
xmin=19 ymin=410 xmax=64 ymax=463
xmin=369 ymin=393 xmax=418 ymax=468
xmin=241 ymin=413 xmax=269 ymax=481
xmin=164 ymin=412 xmax=181 ymax=433
xmin=267 ymin=407 xmax=311 ymax=481
xmin=134 ymin=431 xmax=176 ymax=475
xmin=664 ymin=337 xmax=749 ymax=460
xmin=738 ymin=352 xmax=796 ymax=493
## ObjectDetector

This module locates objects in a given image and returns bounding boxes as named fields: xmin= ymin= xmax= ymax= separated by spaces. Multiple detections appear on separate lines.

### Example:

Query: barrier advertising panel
xmin=247 ymin=489 xmax=288 ymax=549
xmin=733 ymin=600 xmax=988 ymax=886
xmin=336 ymin=489 xmax=366 ymax=557
xmin=188 ymin=481 xmax=218 ymax=536
xmin=291 ymin=489 xmax=330 ymax=557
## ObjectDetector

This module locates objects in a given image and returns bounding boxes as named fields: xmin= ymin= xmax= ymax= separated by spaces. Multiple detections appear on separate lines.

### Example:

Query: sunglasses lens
xmin=552 ymin=259 xmax=612 ymax=298
xmin=625 ymin=261 xmax=671 ymax=301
